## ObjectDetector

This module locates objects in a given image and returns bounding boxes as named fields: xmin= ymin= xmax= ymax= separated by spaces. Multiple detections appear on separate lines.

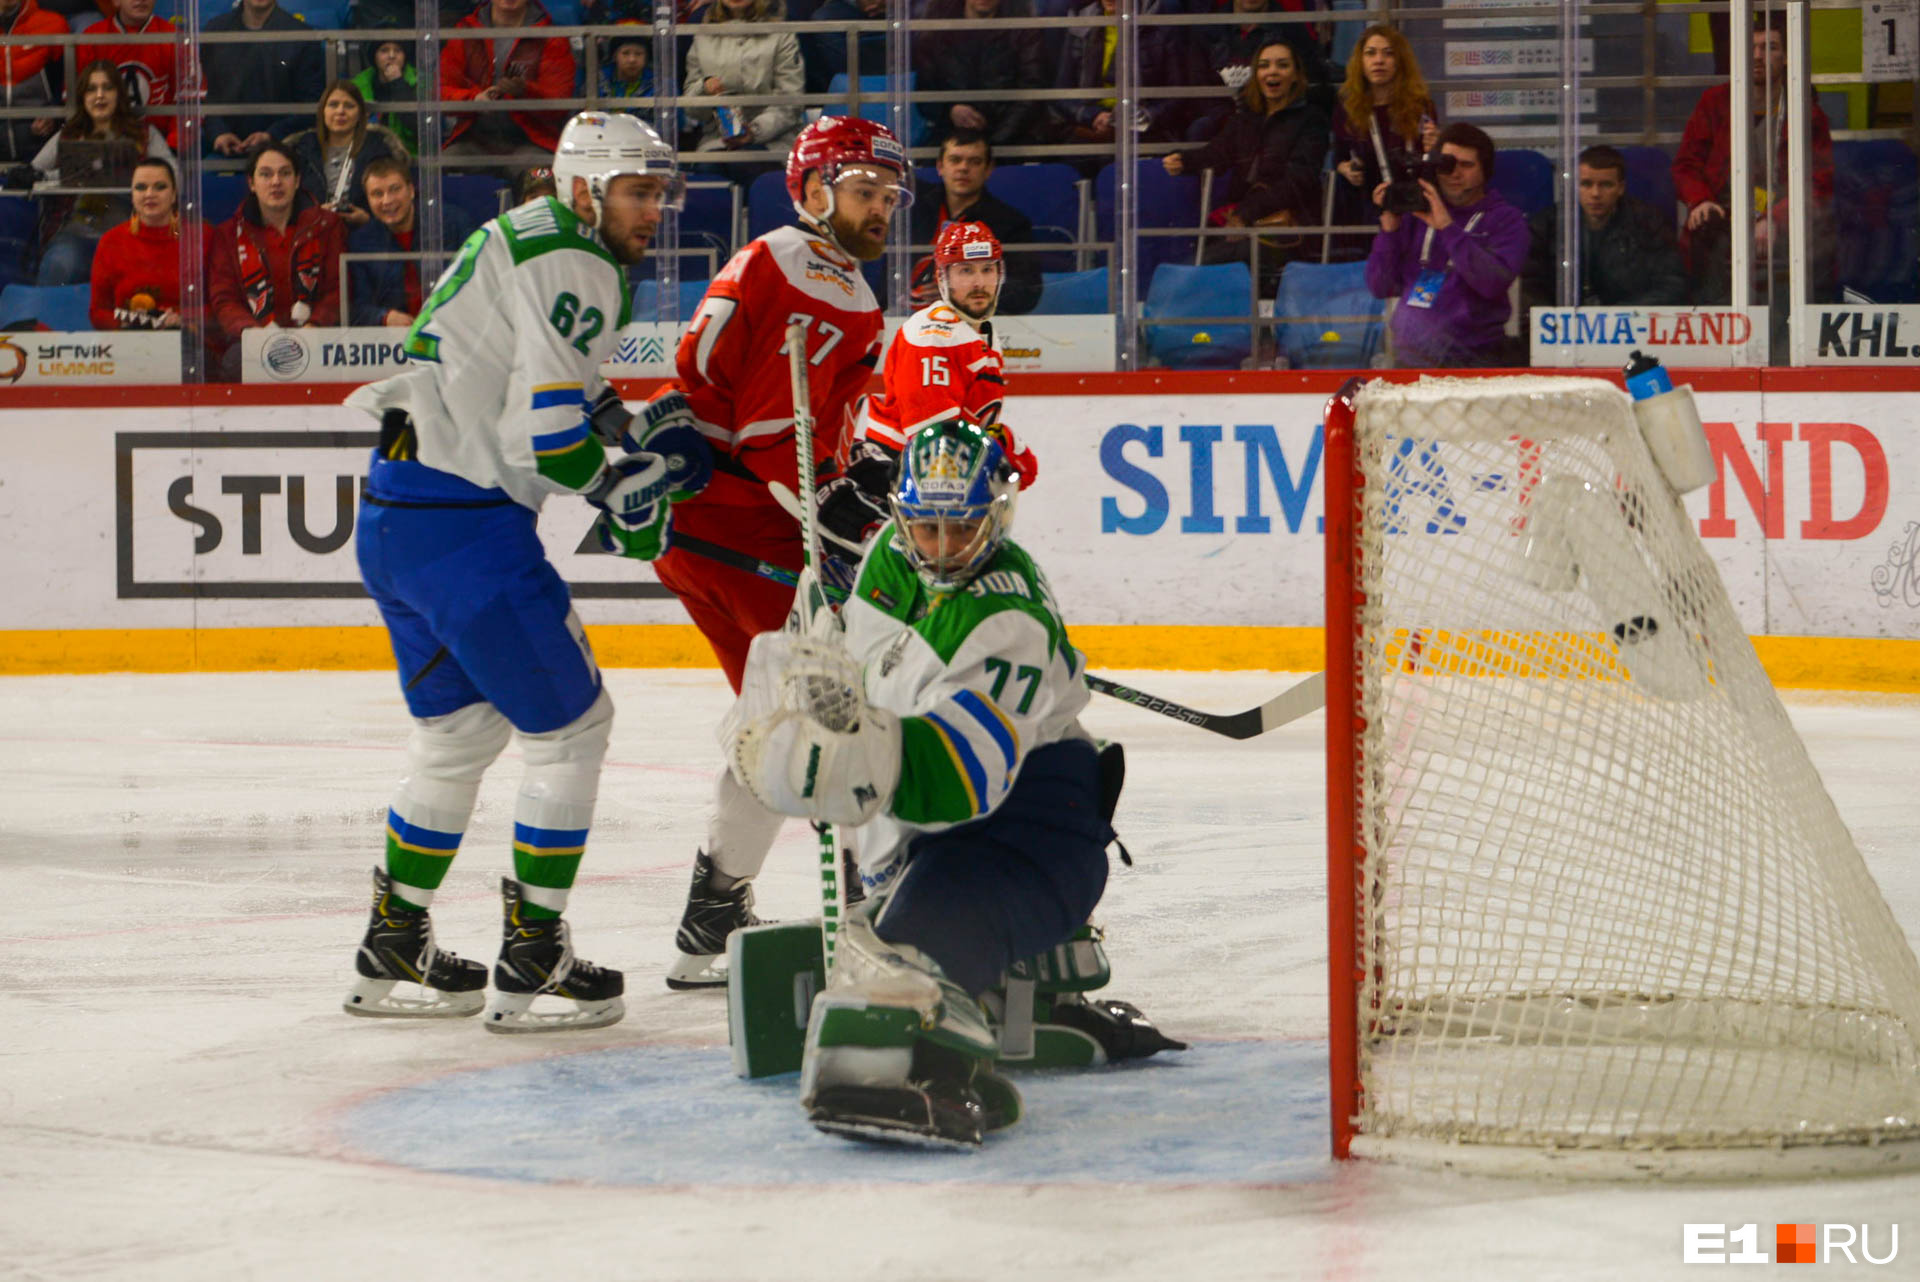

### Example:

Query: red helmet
xmin=784 ymin=115 xmax=913 ymax=209
xmin=932 ymin=220 xmax=1004 ymax=319
xmin=933 ymin=220 xmax=1002 ymax=268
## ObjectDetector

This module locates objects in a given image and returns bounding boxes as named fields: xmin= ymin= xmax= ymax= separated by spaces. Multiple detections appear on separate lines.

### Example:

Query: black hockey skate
xmin=343 ymin=867 xmax=487 ymax=1019
xmin=807 ymin=1042 xmax=1020 ymax=1150
xmin=665 ymin=850 xmax=764 ymax=990
xmin=483 ymin=878 xmax=625 ymax=1034
xmin=1047 ymin=993 xmax=1188 ymax=1061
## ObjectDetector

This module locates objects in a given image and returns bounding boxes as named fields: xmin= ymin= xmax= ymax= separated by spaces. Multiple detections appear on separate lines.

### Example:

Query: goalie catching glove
xmin=721 ymin=631 xmax=900 ymax=826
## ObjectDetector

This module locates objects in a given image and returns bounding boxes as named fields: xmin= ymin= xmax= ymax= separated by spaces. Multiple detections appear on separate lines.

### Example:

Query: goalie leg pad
xmin=726 ymin=919 xmax=825 ymax=1078
xmin=799 ymin=906 xmax=1009 ymax=1147
xmin=802 ymin=1004 xmax=1018 ymax=1150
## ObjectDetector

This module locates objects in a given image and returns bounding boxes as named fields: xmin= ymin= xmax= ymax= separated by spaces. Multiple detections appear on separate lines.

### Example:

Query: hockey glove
xmin=587 ymin=451 xmax=675 ymax=560
xmin=844 ymin=437 xmax=898 ymax=499
xmin=817 ymin=474 xmax=889 ymax=561
xmin=816 ymin=473 xmax=889 ymax=593
xmin=586 ymin=385 xmax=635 ymax=448
xmin=630 ymin=390 xmax=713 ymax=500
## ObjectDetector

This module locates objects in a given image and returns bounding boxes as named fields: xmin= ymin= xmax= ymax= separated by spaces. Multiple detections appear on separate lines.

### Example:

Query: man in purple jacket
xmin=1365 ymin=123 xmax=1530 ymax=368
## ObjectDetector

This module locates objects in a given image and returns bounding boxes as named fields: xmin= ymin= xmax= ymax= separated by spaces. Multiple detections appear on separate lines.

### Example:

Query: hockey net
xmin=1323 ymin=375 xmax=1920 ymax=1178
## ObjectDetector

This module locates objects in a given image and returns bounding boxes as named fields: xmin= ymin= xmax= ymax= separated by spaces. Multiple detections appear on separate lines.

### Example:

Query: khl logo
xmin=1684 ymin=1223 xmax=1898 ymax=1264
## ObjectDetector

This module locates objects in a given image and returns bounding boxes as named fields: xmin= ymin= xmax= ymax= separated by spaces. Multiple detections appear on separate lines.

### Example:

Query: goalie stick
xmin=671 ymin=532 xmax=1326 ymax=739
xmin=783 ymin=321 xmax=849 ymax=974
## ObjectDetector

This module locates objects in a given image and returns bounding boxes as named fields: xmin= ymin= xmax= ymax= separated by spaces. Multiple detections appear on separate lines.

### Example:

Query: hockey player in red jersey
xmin=651 ymin=115 xmax=913 ymax=988
xmin=857 ymin=220 xmax=1038 ymax=490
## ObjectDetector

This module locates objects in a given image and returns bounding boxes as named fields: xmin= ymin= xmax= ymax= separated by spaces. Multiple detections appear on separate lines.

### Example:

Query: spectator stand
xmin=986 ymin=161 xmax=1082 ymax=273
xmin=1619 ymin=144 xmax=1679 ymax=227
xmin=1488 ymin=148 xmax=1555 ymax=220
xmin=1833 ymin=138 xmax=1920 ymax=304
xmin=1096 ymin=157 xmax=1200 ymax=302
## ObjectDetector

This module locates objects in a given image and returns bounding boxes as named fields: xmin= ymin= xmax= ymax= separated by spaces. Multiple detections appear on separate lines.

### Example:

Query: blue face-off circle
xmin=338 ymin=1040 xmax=1330 ymax=1187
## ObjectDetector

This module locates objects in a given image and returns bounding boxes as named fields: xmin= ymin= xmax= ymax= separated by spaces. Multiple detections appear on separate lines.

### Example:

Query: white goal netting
xmin=1337 ymin=376 xmax=1920 ymax=1177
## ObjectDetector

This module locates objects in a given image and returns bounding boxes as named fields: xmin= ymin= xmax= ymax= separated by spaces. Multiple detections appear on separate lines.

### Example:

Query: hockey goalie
xmin=722 ymin=417 xmax=1182 ymax=1148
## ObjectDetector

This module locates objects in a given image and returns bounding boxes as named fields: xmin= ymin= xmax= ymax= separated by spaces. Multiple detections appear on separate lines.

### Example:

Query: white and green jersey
xmin=843 ymin=527 xmax=1092 ymax=877
xmin=343 ymin=197 xmax=630 ymax=510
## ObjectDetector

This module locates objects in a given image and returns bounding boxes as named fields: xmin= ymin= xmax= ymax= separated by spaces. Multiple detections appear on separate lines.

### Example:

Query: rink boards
xmin=2 ymin=368 xmax=1918 ymax=686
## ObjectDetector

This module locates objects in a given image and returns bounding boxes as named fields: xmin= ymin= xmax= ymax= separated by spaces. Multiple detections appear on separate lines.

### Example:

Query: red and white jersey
xmin=671 ymin=223 xmax=883 ymax=518
xmin=857 ymin=302 xmax=1004 ymax=453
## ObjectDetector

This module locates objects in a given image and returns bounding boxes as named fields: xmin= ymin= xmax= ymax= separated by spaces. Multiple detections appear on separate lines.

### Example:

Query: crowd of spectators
xmin=0 ymin=3 xmax=1902 ymax=372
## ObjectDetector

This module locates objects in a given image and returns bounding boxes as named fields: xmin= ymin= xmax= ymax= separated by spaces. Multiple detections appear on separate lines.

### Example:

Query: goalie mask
xmin=932 ymin=220 xmax=1004 ymax=322
xmin=891 ymin=417 xmax=1017 ymax=592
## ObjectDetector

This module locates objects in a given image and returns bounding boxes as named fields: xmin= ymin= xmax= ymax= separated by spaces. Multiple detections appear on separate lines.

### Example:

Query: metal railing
xmin=0 ymin=2 xmax=1906 ymax=371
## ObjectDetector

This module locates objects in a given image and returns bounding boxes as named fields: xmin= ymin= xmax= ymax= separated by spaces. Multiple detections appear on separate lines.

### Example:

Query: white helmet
xmin=553 ymin=111 xmax=685 ymax=227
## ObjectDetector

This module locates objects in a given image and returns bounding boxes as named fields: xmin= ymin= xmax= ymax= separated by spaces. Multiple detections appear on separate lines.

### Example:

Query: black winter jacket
xmin=913 ymin=0 xmax=1050 ymax=149
xmin=907 ymin=187 xmax=1043 ymax=317
xmin=1173 ymin=96 xmax=1329 ymax=226
xmin=1521 ymin=195 xmax=1688 ymax=312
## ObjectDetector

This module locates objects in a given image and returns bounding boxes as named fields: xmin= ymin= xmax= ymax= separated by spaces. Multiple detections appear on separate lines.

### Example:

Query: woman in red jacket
xmin=206 ymin=141 xmax=345 ymax=381
xmin=89 ymin=155 xmax=187 ymax=329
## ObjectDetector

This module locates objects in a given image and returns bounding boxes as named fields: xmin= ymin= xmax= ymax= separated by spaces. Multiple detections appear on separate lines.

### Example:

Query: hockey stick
xmin=667 ymin=533 xmax=1326 ymax=739
xmin=1084 ymin=671 xmax=1327 ymax=739
xmin=784 ymin=320 xmax=848 ymax=974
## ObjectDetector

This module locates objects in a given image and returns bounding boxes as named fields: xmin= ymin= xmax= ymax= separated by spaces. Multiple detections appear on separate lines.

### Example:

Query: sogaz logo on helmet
xmin=871 ymin=134 xmax=905 ymax=166
xmin=261 ymin=332 xmax=310 ymax=381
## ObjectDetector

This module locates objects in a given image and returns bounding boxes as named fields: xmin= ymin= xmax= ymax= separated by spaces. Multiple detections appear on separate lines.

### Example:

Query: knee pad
xmin=517 ymin=687 xmax=614 ymax=825
xmin=396 ymin=701 xmax=513 ymax=830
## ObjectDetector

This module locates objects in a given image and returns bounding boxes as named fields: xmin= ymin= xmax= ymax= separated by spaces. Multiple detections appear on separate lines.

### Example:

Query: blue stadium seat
xmin=631 ymin=275 xmax=710 ymax=323
xmin=1095 ymin=160 xmax=1200 ymax=296
xmin=1032 ymin=267 xmax=1108 ymax=314
xmin=1833 ymin=139 xmax=1920 ymax=303
xmin=287 ymin=0 xmax=348 ymax=27
xmin=198 ymin=172 xmax=246 ymax=225
xmin=1619 ymin=144 xmax=1677 ymax=223
xmin=1490 ymin=148 xmax=1554 ymax=217
xmin=988 ymin=163 xmax=1081 ymax=272
xmin=1273 ymin=260 xmax=1384 ymax=370
xmin=823 ymin=74 xmax=926 ymax=147
xmin=0 ymin=283 xmax=93 ymax=332
xmin=0 ymin=196 xmax=37 ymax=291
xmin=542 ymin=0 xmax=582 ymax=24
xmin=747 ymin=169 xmax=791 ymax=241
xmin=443 ymin=173 xmax=507 ymax=228
xmin=1142 ymin=262 xmax=1253 ymax=369
xmin=679 ymin=180 xmax=737 ymax=267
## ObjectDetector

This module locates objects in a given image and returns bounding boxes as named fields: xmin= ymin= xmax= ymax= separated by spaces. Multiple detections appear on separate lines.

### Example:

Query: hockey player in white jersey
xmin=341 ymin=112 xmax=711 ymax=1032
xmin=724 ymin=417 xmax=1181 ymax=1146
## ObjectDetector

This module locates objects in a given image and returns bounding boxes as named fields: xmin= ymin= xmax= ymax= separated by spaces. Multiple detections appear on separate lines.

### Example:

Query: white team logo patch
xmin=871 ymin=136 xmax=905 ymax=166
xmin=963 ymin=241 xmax=992 ymax=259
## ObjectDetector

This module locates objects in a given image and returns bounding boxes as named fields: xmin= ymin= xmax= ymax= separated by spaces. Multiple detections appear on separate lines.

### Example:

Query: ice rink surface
xmin=4 ymin=669 xmax=1916 ymax=1282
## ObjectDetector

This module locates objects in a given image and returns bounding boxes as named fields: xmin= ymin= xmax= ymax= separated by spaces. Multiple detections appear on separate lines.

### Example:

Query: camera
xmin=1380 ymin=150 xmax=1457 ymax=215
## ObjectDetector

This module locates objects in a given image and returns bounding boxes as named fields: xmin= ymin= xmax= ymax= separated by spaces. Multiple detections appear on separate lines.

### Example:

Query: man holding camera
xmin=1365 ymin=122 xmax=1529 ymax=369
